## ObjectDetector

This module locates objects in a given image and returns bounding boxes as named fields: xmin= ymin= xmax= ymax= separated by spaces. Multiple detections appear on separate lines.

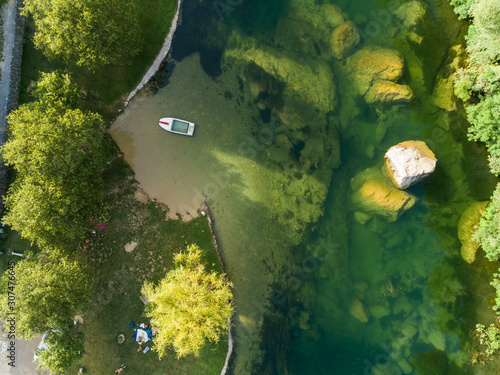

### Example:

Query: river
xmin=109 ymin=0 xmax=498 ymax=374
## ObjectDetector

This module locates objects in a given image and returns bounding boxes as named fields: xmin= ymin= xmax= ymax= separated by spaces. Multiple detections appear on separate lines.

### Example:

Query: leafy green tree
xmin=4 ymin=101 xmax=106 ymax=184
xmin=3 ymin=175 xmax=104 ymax=248
xmin=0 ymin=253 xmax=91 ymax=338
xmin=32 ymin=71 xmax=81 ymax=108
xmin=450 ymin=0 xmax=476 ymax=19
xmin=474 ymin=183 xmax=500 ymax=261
xmin=466 ymin=92 xmax=500 ymax=175
xmin=142 ymin=245 xmax=233 ymax=358
xmin=1 ymin=72 xmax=107 ymax=247
xmin=467 ymin=0 xmax=500 ymax=65
xmin=454 ymin=65 xmax=500 ymax=101
xmin=34 ymin=327 xmax=85 ymax=375
xmin=22 ymin=0 xmax=141 ymax=67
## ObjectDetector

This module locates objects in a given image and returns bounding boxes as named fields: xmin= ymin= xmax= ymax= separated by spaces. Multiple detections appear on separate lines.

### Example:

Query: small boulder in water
xmin=330 ymin=21 xmax=360 ymax=59
xmin=385 ymin=141 xmax=437 ymax=189
xmin=349 ymin=298 xmax=370 ymax=323
xmin=365 ymin=80 xmax=414 ymax=104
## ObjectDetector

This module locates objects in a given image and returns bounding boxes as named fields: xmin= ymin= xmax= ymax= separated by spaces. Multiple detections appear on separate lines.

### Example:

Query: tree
xmin=142 ymin=245 xmax=233 ymax=358
xmin=0 ymin=253 xmax=91 ymax=338
xmin=467 ymin=0 xmax=500 ymax=65
xmin=3 ymin=101 xmax=106 ymax=184
xmin=1 ymin=72 xmax=107 ymax=247
xmin=22 ymin=0 xmax=141 ymax=67
xmin=450 ymin=0 xmax=476 ymax=19
xmin=466 ymin=92 xmax=500 ymax=175
xmin=34 ymin=327 xmax=85 ymax=375
xmin=474 ymin=183 xmax=500 ymax=261
xmin=32 ymin=71 xmax=81 ymax=108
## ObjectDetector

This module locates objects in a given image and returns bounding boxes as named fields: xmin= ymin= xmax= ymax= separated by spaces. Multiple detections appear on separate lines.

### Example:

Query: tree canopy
xmin=142 ymin=245 xmax=233 ymax=358
xmin=474 ymin=184 xmax=500 ymax=261
xmin=1 ymin=72 xmax=107 ymax=248
xmin=0 ymin=253 xmax=91 ymax=338
xmin=34 ymin=328 xmax=85 ymax=375
xmin=467 ymin=0 xmax=500 ymax=65
xmin=22 ymin=0 xmax=141 ymax=67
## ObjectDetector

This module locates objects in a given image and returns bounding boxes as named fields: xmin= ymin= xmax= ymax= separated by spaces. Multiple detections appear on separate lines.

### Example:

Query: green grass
xmin=19 ymin=0 xmax=178 ymax=119
xmin=65 ymin=156 xmax=227 ymax=374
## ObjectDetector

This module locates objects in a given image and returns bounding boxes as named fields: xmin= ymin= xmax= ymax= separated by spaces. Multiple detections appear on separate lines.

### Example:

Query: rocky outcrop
xmin=352 ymin=169 xmax=417 ymax=222
xmin=365 ymin=80 xmax=414 ymax=104
xmin=458 ymin=201 xmax=488 ymax=263
xmin=330 ymin=21 xmax=359 ymax=59
xmin=385 ymin=141 xmax=437 ymax=189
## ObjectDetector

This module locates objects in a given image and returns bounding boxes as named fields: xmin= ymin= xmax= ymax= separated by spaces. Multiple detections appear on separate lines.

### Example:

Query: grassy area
xmin=19 ymin=0 xmax=178 ymax=119
xmin=65 ymin=155 xmax=226 ymax=374
xmin=0 ymin=155 xmax=228 ymax=375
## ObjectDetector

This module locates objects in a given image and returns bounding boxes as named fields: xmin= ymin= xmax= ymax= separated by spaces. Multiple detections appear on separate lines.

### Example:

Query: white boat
xmin=159 ymin=117 xmax=195 ymax=136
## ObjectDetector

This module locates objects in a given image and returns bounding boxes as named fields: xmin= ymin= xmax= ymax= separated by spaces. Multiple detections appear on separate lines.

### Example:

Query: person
xmin=115 ymin=364 xmax=126 ymax=374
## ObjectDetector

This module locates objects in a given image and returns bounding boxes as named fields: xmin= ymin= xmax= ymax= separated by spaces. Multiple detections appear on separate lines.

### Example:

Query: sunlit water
xmin=110 ymin=0 xmax=499 ymax=374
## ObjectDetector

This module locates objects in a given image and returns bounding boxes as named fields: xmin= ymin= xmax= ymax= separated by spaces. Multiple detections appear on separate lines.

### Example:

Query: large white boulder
xmin=385 ymin=141 xmax=437 ymax=189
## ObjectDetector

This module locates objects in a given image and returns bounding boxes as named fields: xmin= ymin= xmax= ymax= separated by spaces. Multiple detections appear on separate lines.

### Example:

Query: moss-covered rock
xmin=394 ymin=1 xmax=428 ymax=30
xmin=346 ymin=47 xmax=405 ymax=95
xmin=352 ymin=167 xmax=417 ymax=221
xmin=457 ymin=201 xmax=489 ymax=263
xmin=365 ymin=80 xmax=414 ymax=104
xmin=226 ymin=46 xmax=336 ymax=112
xmin=330 ymin=21 xmax=360 ymax=60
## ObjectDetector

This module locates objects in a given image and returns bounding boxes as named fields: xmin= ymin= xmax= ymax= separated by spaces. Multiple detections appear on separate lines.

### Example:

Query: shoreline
xmin=124 ymin=0 xmax=183 ymax=107
xmin=199 ymin=202 xmax=234 ymax=375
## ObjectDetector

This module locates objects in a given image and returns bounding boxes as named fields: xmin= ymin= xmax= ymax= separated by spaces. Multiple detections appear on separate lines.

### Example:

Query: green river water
xmin=110 ymin=0 xmax=500 ymax=374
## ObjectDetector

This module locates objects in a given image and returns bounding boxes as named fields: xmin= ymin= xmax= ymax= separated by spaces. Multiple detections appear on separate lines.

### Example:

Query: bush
xmin=474 ymin=183 xmax=500 ymax=261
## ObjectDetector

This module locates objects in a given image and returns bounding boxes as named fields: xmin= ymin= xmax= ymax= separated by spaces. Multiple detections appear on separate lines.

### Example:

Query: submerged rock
xmin=394 ymin=1 xmax=427 ymax=29
xmin=346 ymin=47 xmax=405 ymax=95
xmin=226 ymin=46 xmax=336 ymax=112
xmin=427 ymin=330 xmax=446 ymax=351
xmin=330 ymin=21 xmax=360 ymax=59
xmin=432 ymin=75 xmax=457 ymax=111
xmin=385 ymin=141 xmax=437 ymax=189
xmin=365 ymin=80 xmax=414 ymax=104
xmin=321 ymin=3 xmax=345 ymax=28
xmin=458 ymin=201 xmax=488 ymax=263
xmin=432 ymin=44 xmax=466 ymax=111
xmin=352 ymin=172 xmax=417 ymax=222
xmin=349 ymin=298 xmax=370 ymax=323
xmin=369 ymin=304 xmax=391 ymax=319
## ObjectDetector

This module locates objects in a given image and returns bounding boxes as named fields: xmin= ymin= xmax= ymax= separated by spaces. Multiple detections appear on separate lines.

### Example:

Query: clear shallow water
xmin=110 ymin=0 xmax=499 ymax=374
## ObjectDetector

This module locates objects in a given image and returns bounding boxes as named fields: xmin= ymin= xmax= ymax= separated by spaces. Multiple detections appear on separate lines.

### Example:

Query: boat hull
xmin=159 ymin=117 xmax=195 ymax=136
